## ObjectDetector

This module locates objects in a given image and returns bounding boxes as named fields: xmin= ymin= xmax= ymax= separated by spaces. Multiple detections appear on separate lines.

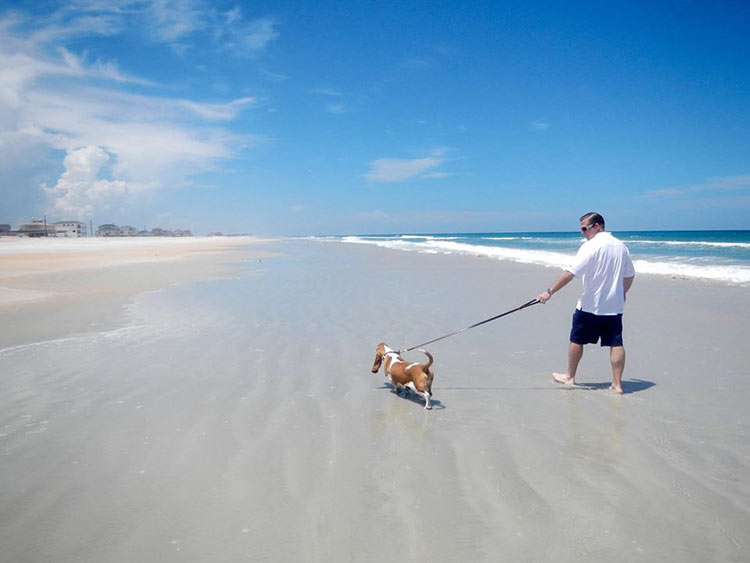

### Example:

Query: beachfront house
xmin=54 ymin=221 xmax=87 ymax=237
xmin=97 ymin=224 xmax=121 ymax=237
xmin=94 ymin=223 xmax=193 ymax=237
xmin=96 ymin=224 xmax=141 ymax=236
xmin=0 ymin=224 xmax=11 ymax=236
xmin=17 ymin=219 xmax=49 ymax=237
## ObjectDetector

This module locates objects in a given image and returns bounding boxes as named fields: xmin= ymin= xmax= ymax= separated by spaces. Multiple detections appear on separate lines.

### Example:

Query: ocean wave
xmin=632 ymin=260 xmax=750 ymax=284
xmin=335 ymin=236 xmax=750 ymax=285
xmin=628 ymin=239 xmax=750 ymax=249
xmin=398 ymin=234 xmax=460 ymax=241
xmin=480 ymin=236 xmax=533 ymax=241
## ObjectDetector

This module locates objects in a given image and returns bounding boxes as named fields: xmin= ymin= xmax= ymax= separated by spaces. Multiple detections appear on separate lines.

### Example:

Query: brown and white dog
xmin=371 ymin=343 xmax=434 ymax=409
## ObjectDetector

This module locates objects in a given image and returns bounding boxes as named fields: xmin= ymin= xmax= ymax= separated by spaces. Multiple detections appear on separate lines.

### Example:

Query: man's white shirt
xmin=567 ymin=232 xmax=635 ymax=315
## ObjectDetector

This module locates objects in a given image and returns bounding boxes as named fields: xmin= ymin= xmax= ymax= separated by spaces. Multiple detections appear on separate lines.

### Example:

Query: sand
xmin=1 ymin=237 xmax=748 ymax=562
xmin=0 ymin=236 xmax=277 ymax=349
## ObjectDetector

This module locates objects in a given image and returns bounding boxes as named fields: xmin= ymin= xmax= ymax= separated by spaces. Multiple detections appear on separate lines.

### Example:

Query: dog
xmin=371 ymin=343 xmax=434 ymax=409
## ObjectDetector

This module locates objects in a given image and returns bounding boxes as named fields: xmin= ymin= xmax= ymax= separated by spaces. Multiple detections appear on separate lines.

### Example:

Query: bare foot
xmin=553 ymin=372 xmax=575 ymax=385
xmin=609 ymin=384 xmax=624 ymax=395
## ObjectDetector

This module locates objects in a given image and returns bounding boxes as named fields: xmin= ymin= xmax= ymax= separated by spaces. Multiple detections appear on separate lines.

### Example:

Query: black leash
xmin=398 ymin=299 xmax=540 ymax=354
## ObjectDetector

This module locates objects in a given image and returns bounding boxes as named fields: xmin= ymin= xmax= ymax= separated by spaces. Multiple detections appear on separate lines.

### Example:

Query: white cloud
xmin=20 ymin=1 xmax=279 ymax=55
xmin=531 ymin=118 xmax=549 ymax=131
xmin=363 ymin=148 xmax=448 ymax=183
xmin=240 ymin=17 xmax=279 ymax=51
xmin=0 ymin=6 xmax=263 ymax=218
xmin=146 ymin=0 xmax=206 ymax=42
xmin=57 ymin=47 xmax=153 ymax=84
xmin=212 ymin=7 xmax=278 ymax=55
xmin=178 ymin=97 xmax=257 ymax=120
xmin=643 ymin=175 xmax=750 ymax=199
xmin=42 ymin=146 xmax=131 ymax=218
xmin=311 ymin=87 xmax=350 ymax=114
xmin=326 ymin=103 xmax=346 ymax=114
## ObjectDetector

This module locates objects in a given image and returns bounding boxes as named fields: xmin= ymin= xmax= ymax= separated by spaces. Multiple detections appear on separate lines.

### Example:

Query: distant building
xmin=0 ymin=224 xmax=11 ymax=236
xmin=54 ymin=221 xmax=87 ymax=237
xmin=95 ymin=223 xmax=193 ymax=237
xmin=97 ymin=223 xmax=120 ymax=237
xmin=18 ymin=219 xmax=49 ymax=237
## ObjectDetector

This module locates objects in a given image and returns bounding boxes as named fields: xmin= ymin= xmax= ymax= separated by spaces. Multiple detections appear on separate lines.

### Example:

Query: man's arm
xmin=623 ymin=275 xmax=634 ymax=299
xmin=536 ymin=270 xmax=575 ymax=304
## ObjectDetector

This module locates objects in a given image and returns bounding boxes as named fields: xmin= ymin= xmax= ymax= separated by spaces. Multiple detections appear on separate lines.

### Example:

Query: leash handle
xmin=399 ymin=299 xmax=539 ymax=354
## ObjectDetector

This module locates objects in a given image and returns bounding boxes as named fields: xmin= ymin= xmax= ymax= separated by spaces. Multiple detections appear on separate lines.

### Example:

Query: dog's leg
xmin=422 ymin=392 xmax=432 ymax=410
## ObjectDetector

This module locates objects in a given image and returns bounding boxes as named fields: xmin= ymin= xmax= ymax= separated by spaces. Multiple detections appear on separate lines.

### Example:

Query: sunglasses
xmin=580 ymin=224 xmax=598 ymax=232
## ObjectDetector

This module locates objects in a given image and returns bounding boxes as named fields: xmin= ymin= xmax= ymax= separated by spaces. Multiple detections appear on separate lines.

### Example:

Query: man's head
xmin=579 ymin=212 xmax=605 ymax=240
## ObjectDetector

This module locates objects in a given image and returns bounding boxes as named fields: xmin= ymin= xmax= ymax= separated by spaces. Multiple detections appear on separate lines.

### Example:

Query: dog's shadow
xmin=379 ymin=383 xmax=446 ymax=410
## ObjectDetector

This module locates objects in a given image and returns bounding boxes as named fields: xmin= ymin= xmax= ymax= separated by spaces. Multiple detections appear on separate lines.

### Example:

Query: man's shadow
xmin=571 ymin=379 xmax=656 ymax=394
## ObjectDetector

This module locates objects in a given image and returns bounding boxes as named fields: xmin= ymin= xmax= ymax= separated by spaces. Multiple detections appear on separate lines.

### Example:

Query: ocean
xmin=311 ymin=230 xmax=750 ymax=286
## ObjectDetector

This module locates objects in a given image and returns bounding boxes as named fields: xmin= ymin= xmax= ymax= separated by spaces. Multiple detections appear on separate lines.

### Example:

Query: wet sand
xmin=0 ymin=236 xmax=276 ymax=349
xmin=1 ymin=238 xmax=748 ymax=562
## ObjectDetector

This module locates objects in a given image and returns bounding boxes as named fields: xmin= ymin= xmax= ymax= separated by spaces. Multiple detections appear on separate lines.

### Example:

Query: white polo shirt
xmin=567 ymin=232 xmax=635 ymax=315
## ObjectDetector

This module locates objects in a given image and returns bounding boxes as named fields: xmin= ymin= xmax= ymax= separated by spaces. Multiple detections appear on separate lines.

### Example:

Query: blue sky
xmin=1 ymin=1 xmax=748 ymax=235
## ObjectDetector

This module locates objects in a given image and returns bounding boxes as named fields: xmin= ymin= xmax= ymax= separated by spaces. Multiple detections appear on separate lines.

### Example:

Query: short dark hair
xmin=580 ymin=212 xmax=605 ymax=229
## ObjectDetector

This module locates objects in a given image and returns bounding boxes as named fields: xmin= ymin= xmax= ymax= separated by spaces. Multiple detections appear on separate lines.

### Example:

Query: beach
xmin=1 ymin=237 xmax=749 ymax=562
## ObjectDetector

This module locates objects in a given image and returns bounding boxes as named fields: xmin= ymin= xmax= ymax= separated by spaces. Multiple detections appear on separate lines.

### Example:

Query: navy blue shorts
xmin=570 ymin=309 xmax=624 ymax=347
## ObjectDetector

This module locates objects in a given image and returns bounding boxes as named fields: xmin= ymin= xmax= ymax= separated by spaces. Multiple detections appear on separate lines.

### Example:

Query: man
xmin=536 ymin=212 xmax=635 ymax=394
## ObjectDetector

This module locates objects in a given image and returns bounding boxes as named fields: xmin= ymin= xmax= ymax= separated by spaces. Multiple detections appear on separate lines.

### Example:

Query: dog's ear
xmin=371 ymin=348 xmax=383 ymax=373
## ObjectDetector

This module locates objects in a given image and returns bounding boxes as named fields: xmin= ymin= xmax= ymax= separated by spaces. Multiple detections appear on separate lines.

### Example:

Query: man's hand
xmin=537 ymin=270 xmax=575 ymax=305
xmin=537 ymin=289 xmax=553 ymax=304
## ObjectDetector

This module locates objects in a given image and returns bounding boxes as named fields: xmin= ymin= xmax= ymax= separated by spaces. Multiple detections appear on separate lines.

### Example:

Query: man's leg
xmin=609 ymin=346 xmax=625 ymax=394
xmin=553 ymin=342 xmax=583 ymax=384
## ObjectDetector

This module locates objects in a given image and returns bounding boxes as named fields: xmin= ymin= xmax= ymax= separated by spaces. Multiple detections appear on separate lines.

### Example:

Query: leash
xmin=398 ymin=299 xmax=540 ymax=354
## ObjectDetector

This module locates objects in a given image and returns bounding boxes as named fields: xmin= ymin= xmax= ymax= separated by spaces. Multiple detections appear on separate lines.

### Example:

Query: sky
xmin=1 ymin=0 xmax=749 ymax=235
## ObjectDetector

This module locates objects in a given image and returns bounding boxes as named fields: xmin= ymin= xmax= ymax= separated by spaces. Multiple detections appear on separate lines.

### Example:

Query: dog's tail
xmin=418 ymin=349 xmax=433 ymax=370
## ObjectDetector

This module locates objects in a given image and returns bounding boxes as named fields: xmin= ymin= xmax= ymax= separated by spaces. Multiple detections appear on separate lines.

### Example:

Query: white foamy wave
xmin=481 ymin=236 xmax=531 ymax=241
xmin=632 ymin=260 xmax=750 ymax=284
xmin=398 ymin=235 xmax=461 ymax=241
xmin=335 ymin=236 xmax=750 ymax=285
xmin=420 ymin=239 xmax=572 ymax=268
xmin=341 ymin=236 xmax=570 ymax=268
xmin=632 ymin=239 xmax=750 ymax=249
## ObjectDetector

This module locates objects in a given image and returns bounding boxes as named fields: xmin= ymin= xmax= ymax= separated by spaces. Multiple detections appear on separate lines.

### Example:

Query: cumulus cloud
xmin=363 ymin=148 xmax=448 ymax=183
xmin=42 ymin=146 xmax=130 ymax=218
xmin=0 ymin=2 xmax=270 ymax=219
